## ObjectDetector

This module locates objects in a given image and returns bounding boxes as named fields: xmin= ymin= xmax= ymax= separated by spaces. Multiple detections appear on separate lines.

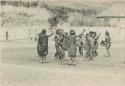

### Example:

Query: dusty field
xmin=0 ymin=36 xmax=125 ymax=86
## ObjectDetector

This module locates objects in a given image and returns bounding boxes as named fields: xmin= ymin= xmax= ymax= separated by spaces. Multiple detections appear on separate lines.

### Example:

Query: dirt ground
xmin=0 ymin=37 xmax=125 ymax=86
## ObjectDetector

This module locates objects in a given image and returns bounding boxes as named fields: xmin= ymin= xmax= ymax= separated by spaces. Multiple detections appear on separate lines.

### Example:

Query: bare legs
xmin=105 ymin=43 xmax=111 ymax=57
xmin=106 ymin=49 xmax=110 ymax=57
xmin=39 ymin=55 xmax=47 ymax=63
xmin=70 ymin=57 xmax=76 ymax=66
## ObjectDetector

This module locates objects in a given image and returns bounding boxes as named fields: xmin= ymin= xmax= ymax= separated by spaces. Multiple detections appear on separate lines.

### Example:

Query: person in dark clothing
xmin=92 ymin=32 xmax=100 ymax=57
xmin=85 ymin=33 xmax=93 ymax=60
xmin=67 ymin=29 xmax=86 ymax=65
xmin=78 ymin=35 xmax=84 ymax=56
xmin=76 ymin=35 xmax=84 ymax=56
xmin=37 ymin=29 xmax=53 ymax=63
xmin=5 ymin=31 xmax=9 ymax=41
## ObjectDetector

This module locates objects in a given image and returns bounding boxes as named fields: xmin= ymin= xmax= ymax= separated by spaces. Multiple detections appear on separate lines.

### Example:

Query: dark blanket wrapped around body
xmin=37 ymin=34 xmax=48 ymax=57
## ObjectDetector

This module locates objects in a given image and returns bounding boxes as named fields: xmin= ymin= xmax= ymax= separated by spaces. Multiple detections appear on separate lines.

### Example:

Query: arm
xmin=75 ymin=29 xmax=86 ymax=37
xmin=48 ymin=33 xmax=53 ymax=37
xmin=38 ymin=34 xmax=41 ymax=44
xmin=95 ymin=33 xmax=100 ymax=40
xmin=82 ymin=34 xmax=86 ymax=38
xmin=48 ymin=28 xmax=53 ymax=37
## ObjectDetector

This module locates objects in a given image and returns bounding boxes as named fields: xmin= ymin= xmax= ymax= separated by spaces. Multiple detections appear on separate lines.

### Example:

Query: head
xmin=56 ymin=29 xmax=63 ymax=35
xmin=86 ymin=33 xmax=89 ymax=38
xmin=65 ymin=32 xmax=68 ymax=35
xmin=56 ymin=29 xmax=59 ymax=34
xmin=59 ymin=31 xmax=63 ymax=36
xmin=105 ymin=31 xmax=109 ymax=36
xmin=79 ymin=35 xmax=82 ymax=38
xmin=42 ymin=29 xmax=46 ymax=34
xmin=70 ymin=30 xmax=75 ymax=35
xmin=89 ymin=31 xmax=93 ymax=37
xmin=92 ymin=32 xmax=96 ymax=37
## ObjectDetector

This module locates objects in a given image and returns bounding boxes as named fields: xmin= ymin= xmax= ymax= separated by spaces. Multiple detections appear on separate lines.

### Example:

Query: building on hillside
xmin=96 ymin=2 xmax=125 ymax=28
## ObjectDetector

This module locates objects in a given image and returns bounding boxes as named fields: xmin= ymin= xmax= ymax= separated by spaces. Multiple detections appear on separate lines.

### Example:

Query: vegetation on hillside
xmin=1 ymin=0 xmax=106 ymax=27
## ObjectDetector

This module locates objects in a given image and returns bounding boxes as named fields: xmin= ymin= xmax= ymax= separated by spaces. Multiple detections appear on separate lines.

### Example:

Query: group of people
xmin=37 ymin=28 xmax=111 ymax=65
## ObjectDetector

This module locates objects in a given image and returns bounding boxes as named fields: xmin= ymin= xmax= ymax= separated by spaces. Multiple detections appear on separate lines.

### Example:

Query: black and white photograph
xmin=0 ymin=0 xmax=125 ymax=86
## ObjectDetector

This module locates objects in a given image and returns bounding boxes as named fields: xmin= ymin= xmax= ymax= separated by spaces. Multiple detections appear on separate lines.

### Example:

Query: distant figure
xmin=29 ymin=29 xmax=34 ymax=41
xmin=37 ymin=29 xmax=53 ymax=63
xmin=101 ymin=31 xmax=111 ymax=56
xmin=5 ymin=31 xmax=9 ymax=41
xmin=34 ymin=33 xmax=38 ymax=41
xmin=34 ymin=30 xmax=38 ymax=41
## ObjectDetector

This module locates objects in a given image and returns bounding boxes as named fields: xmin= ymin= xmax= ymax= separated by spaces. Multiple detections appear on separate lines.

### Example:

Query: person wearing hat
xmin=37 ymin=28 xmax=53 ymax=63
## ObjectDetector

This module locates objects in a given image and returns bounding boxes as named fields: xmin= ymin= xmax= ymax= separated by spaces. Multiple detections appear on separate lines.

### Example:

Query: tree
xmin=48 ymin=6 xmax=69 ymax=28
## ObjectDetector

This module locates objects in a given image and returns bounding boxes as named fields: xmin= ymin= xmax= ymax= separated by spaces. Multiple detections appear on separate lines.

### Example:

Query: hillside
xmin=45 ymin=0 xmax=112 ymax=12
xmin=1 ymin=0 xmax=125 ymax=27
xmin=1 ymin=5 xmax=51 ymax=27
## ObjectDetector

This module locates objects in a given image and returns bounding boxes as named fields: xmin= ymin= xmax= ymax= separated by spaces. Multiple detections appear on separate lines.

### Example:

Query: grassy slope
xmin=1 ymin=0 xmax=114 ymax=26
xmin=1 ymin=5 xmax=51 ymax=27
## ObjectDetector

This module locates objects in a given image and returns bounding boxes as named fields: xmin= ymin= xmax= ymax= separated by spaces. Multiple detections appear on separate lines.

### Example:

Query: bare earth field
xmin=0 ymin=36 xmax=125 ymax=86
